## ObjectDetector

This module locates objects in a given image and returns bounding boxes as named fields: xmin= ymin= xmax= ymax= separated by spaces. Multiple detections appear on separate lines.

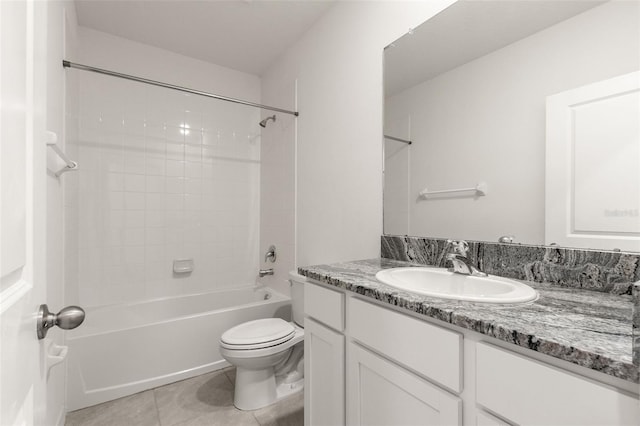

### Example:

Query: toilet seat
xmin=221 ymin=318 xmax=295 ymax=350
xmin=220 ymin=324 xmax=304 ymax=359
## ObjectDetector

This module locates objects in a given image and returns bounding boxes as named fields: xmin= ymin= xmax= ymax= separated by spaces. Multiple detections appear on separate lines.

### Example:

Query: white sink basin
xmin=375 ymin=267 xmax=537 ymax=303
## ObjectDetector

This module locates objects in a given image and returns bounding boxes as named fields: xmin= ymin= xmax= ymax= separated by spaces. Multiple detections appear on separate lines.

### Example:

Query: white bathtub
xmin=66 ymin=286 xmax=291 ymax=411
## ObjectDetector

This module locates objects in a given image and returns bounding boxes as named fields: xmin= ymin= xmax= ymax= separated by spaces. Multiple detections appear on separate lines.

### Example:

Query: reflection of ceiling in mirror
xmin=385 ymin=0 xmax=606 ymax=97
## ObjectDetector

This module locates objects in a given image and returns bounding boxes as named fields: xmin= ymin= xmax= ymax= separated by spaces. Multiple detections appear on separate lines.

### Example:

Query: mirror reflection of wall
xmin=383 ymin=0 xmax=640 ymax=251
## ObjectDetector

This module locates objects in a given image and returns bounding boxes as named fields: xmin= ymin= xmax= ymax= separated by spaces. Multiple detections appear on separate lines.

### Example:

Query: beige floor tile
xmin=223 ymin=368 xmax=236 ymax=385
xmin=65 ymin=390 xmax=159 ymax=426
xmin=64 ymin=368 xmax=302 ymax=426
xmin=171 ymin=406 xmax=260 ymax=426
xmin=252 ymin=391 xmax=303 ymax=426
xmin=154 ymin=370 xmax=234 ymax=426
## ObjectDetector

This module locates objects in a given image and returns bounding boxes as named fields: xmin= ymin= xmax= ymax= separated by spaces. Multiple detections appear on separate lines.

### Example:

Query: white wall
xmin=385 ymin=1 xmax=639 ymax=244
xmin=65 ymin=28 xmax=262 ymax=308
xmin=258 ymin=77 xmax=297 ymax=296
xmin=261 ymin=0 xmax=455 ymax=270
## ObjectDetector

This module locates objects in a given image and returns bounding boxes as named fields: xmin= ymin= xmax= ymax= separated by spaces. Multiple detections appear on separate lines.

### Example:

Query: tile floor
xmin=65 ymin=368 xmax=303 ymax=426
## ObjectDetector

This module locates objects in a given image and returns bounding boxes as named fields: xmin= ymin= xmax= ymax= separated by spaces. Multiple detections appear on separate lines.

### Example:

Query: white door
xmin=1 ymin=0 xmax=49 ymax=424
xmin=546 ymin=71 xmax=640 ymax=251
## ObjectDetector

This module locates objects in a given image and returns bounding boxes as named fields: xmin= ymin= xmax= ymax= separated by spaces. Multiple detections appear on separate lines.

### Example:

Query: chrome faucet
xmin=259 ymin=268 xmax=274 ymax=277
xmin=446 ymin=240 xmax=487 ymax=277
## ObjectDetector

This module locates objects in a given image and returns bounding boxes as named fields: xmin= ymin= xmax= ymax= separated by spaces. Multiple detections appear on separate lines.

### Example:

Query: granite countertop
xmin=299 ymin=258 xmax=638 ymax=383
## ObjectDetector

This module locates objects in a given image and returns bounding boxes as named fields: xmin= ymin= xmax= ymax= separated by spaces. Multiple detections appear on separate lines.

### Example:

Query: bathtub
xmin=66 ymin=286 xmax=291 ymax=411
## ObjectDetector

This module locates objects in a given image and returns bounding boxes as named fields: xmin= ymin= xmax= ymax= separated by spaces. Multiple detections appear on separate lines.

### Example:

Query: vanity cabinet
xmin=303 ymin=280 xmax=639 ymax=426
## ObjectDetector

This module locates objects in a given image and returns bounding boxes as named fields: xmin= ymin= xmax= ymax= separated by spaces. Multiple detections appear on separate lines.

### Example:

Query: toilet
xmin=220 ymin=271 xmax=306 ymax=410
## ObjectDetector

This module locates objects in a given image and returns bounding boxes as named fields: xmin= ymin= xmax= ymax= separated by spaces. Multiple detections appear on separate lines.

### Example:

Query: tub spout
xmin=258 ymin=268 xmax=274 ymax=277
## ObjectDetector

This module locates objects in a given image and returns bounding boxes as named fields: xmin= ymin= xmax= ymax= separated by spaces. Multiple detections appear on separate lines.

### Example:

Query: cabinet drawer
xmin=476 ymin=342 xmax=640 ymax=426
xmin=304 ymin=282 xmax=344 ymax=331
xmin=349 ymin=297 xmax=462 ymax=393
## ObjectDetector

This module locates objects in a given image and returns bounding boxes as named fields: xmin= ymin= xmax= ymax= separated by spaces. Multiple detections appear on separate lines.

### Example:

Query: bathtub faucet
xmin=259 ymin=268 xmax=274 ymax=277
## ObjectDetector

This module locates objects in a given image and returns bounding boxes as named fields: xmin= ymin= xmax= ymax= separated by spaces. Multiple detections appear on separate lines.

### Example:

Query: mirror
xmin=383 ymin=0 xmax=640 ymax=252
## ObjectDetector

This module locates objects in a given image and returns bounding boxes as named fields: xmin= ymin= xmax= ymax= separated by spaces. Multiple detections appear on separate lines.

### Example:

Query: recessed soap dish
xmin=173 ymin=259 xmax=194 ymax=274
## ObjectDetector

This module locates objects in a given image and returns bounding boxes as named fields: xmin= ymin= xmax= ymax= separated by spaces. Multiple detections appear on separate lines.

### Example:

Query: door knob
xmin=37 ymin=304 xmax=85 ymax=339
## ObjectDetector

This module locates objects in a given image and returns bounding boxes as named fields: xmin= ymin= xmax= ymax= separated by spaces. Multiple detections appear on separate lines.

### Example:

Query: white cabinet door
xmin=347 ymin=342 xmax=461 ymax=426
xmin=304 ymin=317 xmax=345 ymax=426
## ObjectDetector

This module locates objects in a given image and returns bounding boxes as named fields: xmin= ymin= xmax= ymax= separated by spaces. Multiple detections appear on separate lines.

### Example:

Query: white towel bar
xmin=420 ymin=182 xmax=488 ymax=198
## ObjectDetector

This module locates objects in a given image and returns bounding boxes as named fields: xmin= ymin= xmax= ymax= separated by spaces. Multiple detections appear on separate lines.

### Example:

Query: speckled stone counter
xmin=299 ymin=258 xmax=639 ymax=383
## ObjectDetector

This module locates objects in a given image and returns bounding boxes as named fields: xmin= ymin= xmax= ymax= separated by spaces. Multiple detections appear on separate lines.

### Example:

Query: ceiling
xmin=74 ymin=0 xmax=336 ymax=76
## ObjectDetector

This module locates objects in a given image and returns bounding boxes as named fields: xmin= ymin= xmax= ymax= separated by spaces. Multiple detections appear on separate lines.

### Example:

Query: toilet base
xmin=233 ymin=367 xmax=303 ymax=411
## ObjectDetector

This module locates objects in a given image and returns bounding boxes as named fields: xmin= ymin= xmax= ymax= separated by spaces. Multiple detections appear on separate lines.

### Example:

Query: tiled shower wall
xmin=65 ymin=70 xmax=261 ymax=308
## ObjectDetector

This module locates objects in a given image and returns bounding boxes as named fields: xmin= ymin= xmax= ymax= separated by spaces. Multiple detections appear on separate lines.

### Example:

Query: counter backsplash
xmin=381 ymin=235 xmax=640 ymax=295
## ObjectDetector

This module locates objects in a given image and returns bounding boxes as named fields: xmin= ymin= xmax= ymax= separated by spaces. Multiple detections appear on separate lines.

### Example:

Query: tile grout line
xmin=151 ymin=388 xmax=163 ymax=426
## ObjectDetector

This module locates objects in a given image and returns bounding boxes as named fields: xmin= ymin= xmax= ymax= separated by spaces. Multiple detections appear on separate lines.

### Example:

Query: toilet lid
xmin=220 ymin=318 xmax=295 ymax=349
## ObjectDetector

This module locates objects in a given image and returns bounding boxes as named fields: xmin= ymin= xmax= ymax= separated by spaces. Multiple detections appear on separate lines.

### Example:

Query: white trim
xmin=0 ymin=279 xmax=32 ymax=315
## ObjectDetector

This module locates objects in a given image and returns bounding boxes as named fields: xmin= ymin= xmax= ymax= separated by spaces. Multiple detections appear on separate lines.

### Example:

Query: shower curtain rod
xmin=384 ymin=134 xmax=412 ymax=145
xmin=62 ymin=60 xmax=299 ymax=117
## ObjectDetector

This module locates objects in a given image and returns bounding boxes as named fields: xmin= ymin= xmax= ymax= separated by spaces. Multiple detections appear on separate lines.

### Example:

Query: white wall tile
xmin=125 ymin=210 xmax=145 ymax=228
xmin=165 ymin=159 xmax=184 ymax=177
xmin=185 ymin=161 xmax=201 ymax=178
xmin=124 ymin=192 xmax=145 ymax=210
xmin=124 ymin=173 xmax=146 ymax=192
xmin=145 ymin=228 xmax=165 ymax=246
xmin=124 ymin=152 xmax=146 ymax=174
xmin=145 ymin=193 xmax=165 ymax=211
xmin=123 ymin=228 xmax=145 ymax=246
xmin=106 ymin=173 xmax=124 ymax=191
xmin=184 ymin=178 xmax=201 ymax=195
xmin=164 ymin=193 xmax=183 ymax=210
xmin=165 ymin=176 xmax=185 ymax=194
xmin=145 ymin=139 xmax=166 ymax=158
xmin=145 ymin=157 xmax=165 ymax=176
xmin=145 ymin=175 xmax=166 ymax=193
xmin=123 ymin=246 xmax=145 ymax=264
xmin=184 ymin=194 xmax=201 ymax=211
xmin=68 ymin=28 xmax=262 ymax=308
xmin=145 ymin=210 xmax=165 ymax=228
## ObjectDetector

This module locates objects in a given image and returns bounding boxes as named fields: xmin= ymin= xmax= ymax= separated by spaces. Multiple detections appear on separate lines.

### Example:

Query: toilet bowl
xmin=220 ymin=271 xmax=306 ymax=410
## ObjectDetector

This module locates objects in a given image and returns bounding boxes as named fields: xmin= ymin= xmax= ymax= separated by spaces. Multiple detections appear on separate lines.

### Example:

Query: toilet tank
xmin=289 ymin=271 xmax=306 ymax=327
